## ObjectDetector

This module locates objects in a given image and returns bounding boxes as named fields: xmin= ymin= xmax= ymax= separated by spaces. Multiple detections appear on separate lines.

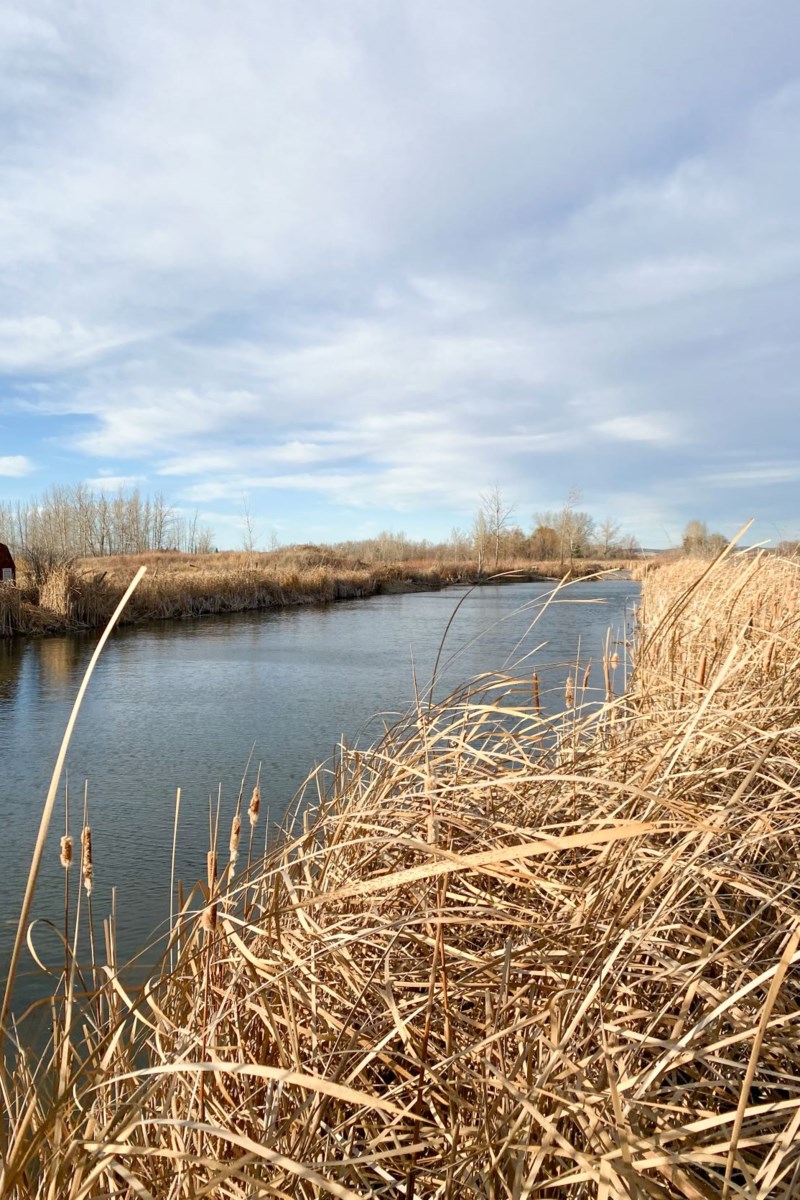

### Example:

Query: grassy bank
xmin=0 ymin=547 xmax=630 ymax=637
xmin=4 ymin=550 xmax=798 ymax=1197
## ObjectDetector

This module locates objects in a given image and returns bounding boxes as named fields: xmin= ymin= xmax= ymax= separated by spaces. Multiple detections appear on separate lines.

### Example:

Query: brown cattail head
xmin=697 ymin=648 xmax=708 ymax=689
xmin=581 ymin=664 xmax=591 ymax=691
xmin=207 ymin=849 xmax=218 ymax=889
xmin=763 ymin=638 xmax=775 ymax=674
xmin=81 ymin=826 xmax=93 ymax=896
xmin=60 ymin=835 xmax=73 ymax=869
xmin=247 ymin=785 xmax=261 ymax=828
xmin=610 ymin=652 xmax=620 ymax=670
xmin=229 ymin=812 xmax=241 ymax=864
xmin=532 ymin=672 xmax=540 ymax=712
xmin=565 ymin=676 xmax=574 ymax=708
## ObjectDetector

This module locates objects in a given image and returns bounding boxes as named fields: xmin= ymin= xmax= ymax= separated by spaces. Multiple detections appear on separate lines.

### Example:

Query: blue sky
xmin=1 ymin=1 xmax=799 ymax=549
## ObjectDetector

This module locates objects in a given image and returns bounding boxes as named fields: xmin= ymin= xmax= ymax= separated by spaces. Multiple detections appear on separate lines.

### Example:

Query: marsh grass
xmin=3 ymin=549 xmax=632 ymax=637
xmin=3 ymin=551 xmax=800 ymax=1197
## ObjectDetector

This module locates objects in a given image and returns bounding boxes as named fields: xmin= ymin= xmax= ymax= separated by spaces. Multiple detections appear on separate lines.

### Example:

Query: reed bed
xmin=4 ymin=550 xmax=799 ymax=1197
xmin=3 ymin=551 xmax=631 ymax=638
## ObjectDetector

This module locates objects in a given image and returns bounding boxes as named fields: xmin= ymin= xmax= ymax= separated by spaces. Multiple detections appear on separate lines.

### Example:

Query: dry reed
xmin=3 ymin=551 xmax=799 ymax=1198
xmin=5 ymin=550 xmax=633 ymax=638
xmin=80 ymin=826 xmax=93 ymax=897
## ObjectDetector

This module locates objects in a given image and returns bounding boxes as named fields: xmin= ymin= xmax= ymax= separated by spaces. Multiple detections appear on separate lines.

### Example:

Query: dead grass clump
xmin=0 ymin=584 xmax=68 ymax=636
xmin=3 ymin=551 xmax=800 ymax=1197
xmin=0 ymin=585 xmax=22 ymax=637
xmin=37 ymin=565 xmax=79 ymax=621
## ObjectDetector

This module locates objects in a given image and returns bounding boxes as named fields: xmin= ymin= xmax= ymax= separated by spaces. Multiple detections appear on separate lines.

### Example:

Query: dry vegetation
xmin=0 ymin=547 xmax=629 ymax=638
xmin=3 ymin=550 xmax=800 ymax=1197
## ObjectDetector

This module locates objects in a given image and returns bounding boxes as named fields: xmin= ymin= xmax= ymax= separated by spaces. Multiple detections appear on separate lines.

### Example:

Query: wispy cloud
xmin=83 ymin=473 xmax=147 ymax=491
xmin=708 ymin=463 xmax=800 ymax=487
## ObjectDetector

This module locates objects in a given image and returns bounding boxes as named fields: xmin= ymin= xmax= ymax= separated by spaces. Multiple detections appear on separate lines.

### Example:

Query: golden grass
xmin=4 ymin=551 xmax=798 ymax=1197
xmin=3 ymin=549 xmax=633 ymax=637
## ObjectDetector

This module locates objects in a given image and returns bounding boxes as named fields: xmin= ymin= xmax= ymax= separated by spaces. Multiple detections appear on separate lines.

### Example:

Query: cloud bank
xmin=1 ymin=1 xmax=799 ymax=545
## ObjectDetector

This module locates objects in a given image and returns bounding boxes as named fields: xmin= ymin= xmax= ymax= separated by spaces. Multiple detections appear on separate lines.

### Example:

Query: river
xmin=0 ymin=577 xmax=637 ymax=1009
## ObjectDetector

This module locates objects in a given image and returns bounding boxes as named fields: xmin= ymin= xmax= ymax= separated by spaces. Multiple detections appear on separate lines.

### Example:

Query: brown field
xmin=1 ymin=548 xmax=632 ymax=637
xmin=4 ymin=549 xmax=798 ymax=1197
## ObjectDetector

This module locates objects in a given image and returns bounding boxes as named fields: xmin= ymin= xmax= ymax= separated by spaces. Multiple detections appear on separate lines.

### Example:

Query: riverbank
xmin=0 ymin=546 xmax=631 ymax=637
xmin=3 ymin=549 xmax=798 ymax=1196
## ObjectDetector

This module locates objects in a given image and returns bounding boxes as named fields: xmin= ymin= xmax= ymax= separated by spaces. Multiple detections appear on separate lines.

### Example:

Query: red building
xmin=0 ymin=543 xmax=15 ymax=584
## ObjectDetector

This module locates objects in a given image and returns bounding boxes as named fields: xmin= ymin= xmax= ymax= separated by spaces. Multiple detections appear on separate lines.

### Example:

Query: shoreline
xmin=0 ymin=555 xmax=629 ymax=640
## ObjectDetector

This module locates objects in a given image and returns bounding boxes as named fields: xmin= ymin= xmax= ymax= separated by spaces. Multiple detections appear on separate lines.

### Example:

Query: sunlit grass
xmin=3 ymin=547 xmax=631 ymax=635
xmin=3 ymin=550 xmax=798 ymax=1196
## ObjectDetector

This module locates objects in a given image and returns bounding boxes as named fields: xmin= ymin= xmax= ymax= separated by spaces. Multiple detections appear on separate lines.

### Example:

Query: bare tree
xmin=472 ymin=510 xmax=488 ymax=572
xmin=241 ymin=497 xmax=257 ymax=556
xmin=195 ymin=526 xmax=215 ymax=554
xmin=479 ymin=484 xmax=516 ymax=570
xmin=596 ymin=517 xmax=622 ymax=558
xmin=557 ymin=487 xmax=595 ymax=567
xmin=151 ymin=491 xmax=173 ymax=551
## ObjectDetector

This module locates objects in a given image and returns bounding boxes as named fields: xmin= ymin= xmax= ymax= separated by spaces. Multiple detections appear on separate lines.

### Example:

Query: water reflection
xmin=39 ymin=636 xmax=86 ymax=687
xmin=0 ymin=636 xmax=23 ymax=699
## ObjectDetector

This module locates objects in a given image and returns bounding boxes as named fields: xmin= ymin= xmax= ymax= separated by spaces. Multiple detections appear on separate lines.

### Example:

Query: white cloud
xmin=594 ymin=415 xmax=679 ymax=445
xmin=0 ymin=455 xmax=34 ymax=476
xmin=1 ymin=2 xmax=800 ymax=542
xmin=83 ymin=473 xmax=146 ymax=490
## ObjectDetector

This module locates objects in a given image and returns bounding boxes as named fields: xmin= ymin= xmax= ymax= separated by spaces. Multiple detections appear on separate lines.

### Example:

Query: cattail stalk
xmin=62 ymin=778 xmax=72 ymax=992
xmin=246 ymin=769 xmax=262 ymax=872
xmin=80 ymin=827 xmax=93 ymax=897
xmin=229 ymin=812 xmax=241 ymax=866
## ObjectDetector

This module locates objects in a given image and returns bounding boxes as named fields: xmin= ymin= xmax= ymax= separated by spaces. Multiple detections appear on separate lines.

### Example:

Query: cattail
xmin=763 ymin=639 xmax=775 ymax=674
xmin=565 ymin=676 xmax=574 ymax=708
xmin=582 ymin=664 xmax=591 ymax=691
xmin=207 ymin=849 xmax=218 ymax=888
xmin=81 ymin=826 xmax=93 ymax=896
xmin=201 ymin=902 xmax=217 ymax=931
xmin=532 ymin=672 xmax=540 ymax=712
xmin=610 ymin=652 xmax=620 ymax=669
xmin=248 ymin=785 xmax=261 ymax=828
xmin=60 ymin=835 xmax=73 ymax=869
xmin=229 ymin=812 xmax=241 ymax=864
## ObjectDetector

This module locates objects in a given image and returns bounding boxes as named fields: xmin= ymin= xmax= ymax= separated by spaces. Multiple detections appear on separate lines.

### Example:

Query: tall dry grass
xmin=3 ymin=550 xmax=799 ymax=1197
xmin=3 ymin=550 xmax=633 ymax=638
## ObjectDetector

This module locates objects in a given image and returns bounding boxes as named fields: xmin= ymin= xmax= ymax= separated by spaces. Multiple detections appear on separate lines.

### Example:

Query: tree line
xmin=469 ymin=485 xmax=641 ymax=570
xmin=333 ymin=488 xmax=642 ymax=567
xmin=0 ymin=481 xmax=733 ymax=569
xmin=0 ymin=485 xmax=215 ymax=569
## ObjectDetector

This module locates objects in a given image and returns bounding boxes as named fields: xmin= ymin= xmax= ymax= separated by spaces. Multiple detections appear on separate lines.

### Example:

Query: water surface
xmin=0 ymin=578 xmax=637 ymax=1003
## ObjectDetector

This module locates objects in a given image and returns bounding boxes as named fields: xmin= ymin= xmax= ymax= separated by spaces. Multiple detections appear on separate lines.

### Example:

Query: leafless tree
xmin=596 ymin=517 xmax=622 ymax=558
xmin=479 ymin=484 xmax=516 ymax=570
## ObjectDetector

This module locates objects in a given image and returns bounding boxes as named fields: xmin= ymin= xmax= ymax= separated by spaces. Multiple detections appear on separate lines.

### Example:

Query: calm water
xmin=0 ymin=579 xmax=637 ymax=1005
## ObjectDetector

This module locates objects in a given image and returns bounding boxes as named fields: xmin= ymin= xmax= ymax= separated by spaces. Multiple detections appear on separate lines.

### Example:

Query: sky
xmin=1 ymin=1 xmax=799 ymax=550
